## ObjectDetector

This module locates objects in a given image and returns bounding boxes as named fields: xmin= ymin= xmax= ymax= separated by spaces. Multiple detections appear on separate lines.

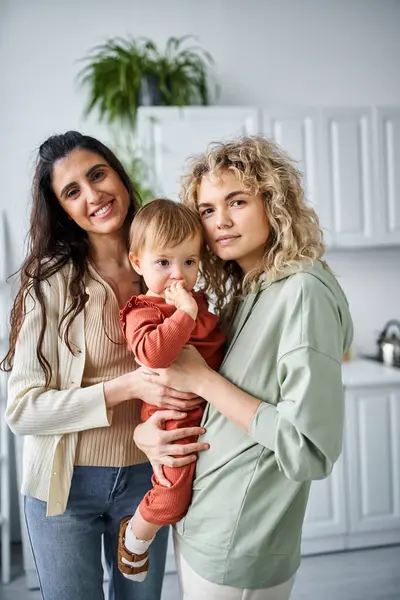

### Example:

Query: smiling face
xmin=51 ymin=148 xmax=131 ymax=242
xmin=197 ymin=169 xmax=270 ymax=274
xmin=129 ymin=232 xmax=202 ymax=297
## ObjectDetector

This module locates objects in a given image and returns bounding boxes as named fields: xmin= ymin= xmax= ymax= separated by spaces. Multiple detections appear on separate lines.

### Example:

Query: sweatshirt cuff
xmin=249 ymin=402 xmax=279 ymax=450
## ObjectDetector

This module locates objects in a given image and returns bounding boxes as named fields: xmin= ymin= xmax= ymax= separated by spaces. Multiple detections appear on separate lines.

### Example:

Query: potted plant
xmin=77 ymin=35 xmax=217 ymax=127
xmin=151 ymin=35 xmax=216 ymax=108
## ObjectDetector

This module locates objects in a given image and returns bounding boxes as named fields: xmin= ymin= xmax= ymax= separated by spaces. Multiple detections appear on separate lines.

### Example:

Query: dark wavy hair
xmin=1 ymin=131 xmax=140 ymax=385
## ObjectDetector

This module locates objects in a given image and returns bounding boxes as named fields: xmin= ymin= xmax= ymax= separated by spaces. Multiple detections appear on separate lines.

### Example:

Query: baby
xmin=118 ymin=198 xmax=225 ymax=581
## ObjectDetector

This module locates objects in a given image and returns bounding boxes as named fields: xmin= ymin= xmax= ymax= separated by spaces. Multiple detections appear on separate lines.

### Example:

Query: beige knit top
xmin=75 ymin=272 xmax=146 ymax=467
xmin=6 ymin=263 xmax=148 ymax=516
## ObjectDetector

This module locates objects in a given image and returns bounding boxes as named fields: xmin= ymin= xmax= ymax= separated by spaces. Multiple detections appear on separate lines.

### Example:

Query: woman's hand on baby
xmin=165 ymin=281 xmax=198 ymax=320
xmin=135 ymin=367 xmax=203 ymax=411
xmin=104 ymin=369 xmax=202 ymax=410
xmin=134 ymin=410 xmax=209 ymax=487
xmin=141 ymin=345 xmax=209 ymax=396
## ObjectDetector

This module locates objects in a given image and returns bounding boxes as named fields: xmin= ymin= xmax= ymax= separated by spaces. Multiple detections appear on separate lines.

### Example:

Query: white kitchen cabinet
xmin=319 ymin=108 xmax=375 ymax=247
xmin=260 ymin=109 xmax=333 ymax=245
xmin=260 ymin=109 xmax=319 ymax=209
xmin=302 ymin=360 xmax=400 ymax=556
xmin=345 ymin=387 xmax=400 ymax=546
xmin=137 ymin=106 xmax=258 ymax=200
xmin=374 ymin=107 xmax=400 ymax=245
xmin=301 ymin=454 xmax=347 ymax=555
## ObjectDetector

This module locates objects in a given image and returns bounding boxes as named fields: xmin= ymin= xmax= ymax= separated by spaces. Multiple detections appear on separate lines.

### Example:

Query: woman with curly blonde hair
xmin=134 ymin=136 xmax=353 ymax=599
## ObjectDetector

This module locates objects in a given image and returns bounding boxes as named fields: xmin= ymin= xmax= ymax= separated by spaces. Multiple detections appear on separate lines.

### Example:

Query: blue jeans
xmin=24 ymin=463 xmax=169 ymax=600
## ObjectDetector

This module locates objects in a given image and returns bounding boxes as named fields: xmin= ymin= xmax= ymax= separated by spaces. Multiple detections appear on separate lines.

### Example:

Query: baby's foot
xmin=118 ymin=515 xmax=154 ymax=582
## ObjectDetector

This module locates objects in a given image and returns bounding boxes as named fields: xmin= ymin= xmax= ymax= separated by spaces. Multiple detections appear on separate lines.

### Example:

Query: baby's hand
xmin=165 ymin=281 xmax=198 ymax=320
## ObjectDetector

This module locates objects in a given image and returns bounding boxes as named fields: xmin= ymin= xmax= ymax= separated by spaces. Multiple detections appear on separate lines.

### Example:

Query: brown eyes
xmin=92 ymin=170 xmax=105 ymax=181
xmin=64 ymin=170 xmax=106 ymax=200
xmin=66 ymin=188 xmax=78 ymax=199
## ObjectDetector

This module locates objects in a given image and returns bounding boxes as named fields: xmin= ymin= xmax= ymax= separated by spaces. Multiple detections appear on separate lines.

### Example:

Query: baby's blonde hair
xmin=129 ymin=198 xmax=203 ymax=256
xmin=181 ymin=135 xmax=325 ymax=315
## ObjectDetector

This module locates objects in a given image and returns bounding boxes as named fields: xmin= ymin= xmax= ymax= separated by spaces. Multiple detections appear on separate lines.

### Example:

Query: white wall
xmin=1 ymin=0 xmax=400 ymax=538
xmin=326 ymin=248 xmax=400 ymax=356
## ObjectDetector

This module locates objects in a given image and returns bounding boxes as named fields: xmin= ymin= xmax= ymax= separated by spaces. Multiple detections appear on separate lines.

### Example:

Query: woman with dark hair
xmin=2 ymin=131 xmax=207 ymax=600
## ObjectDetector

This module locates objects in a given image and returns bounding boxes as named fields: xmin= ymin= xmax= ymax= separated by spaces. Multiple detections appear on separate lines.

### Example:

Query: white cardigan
xmin=6 ymin=264 xmax=111 ymax=516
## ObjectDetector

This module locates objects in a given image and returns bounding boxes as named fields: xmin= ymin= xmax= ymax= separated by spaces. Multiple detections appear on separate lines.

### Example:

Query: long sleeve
xmin=248 ymin=271 xmax=350 ymax=482
xmin=122 ymin=301 xmax=196 ymax=369
xmin=6 ymin=275 xmax=110 ymax=436
xmin=249 ymin=346 xmax=344 ymax=481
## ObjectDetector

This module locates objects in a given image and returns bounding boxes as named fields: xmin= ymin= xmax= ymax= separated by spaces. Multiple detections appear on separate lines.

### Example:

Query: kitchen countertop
xmin=342 ymin=358 xmax=400 ymax=388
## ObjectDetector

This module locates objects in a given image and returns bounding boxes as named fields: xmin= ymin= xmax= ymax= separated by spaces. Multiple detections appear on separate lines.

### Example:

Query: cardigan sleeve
xmin=5 ymin=275 xmax=110 ymax=436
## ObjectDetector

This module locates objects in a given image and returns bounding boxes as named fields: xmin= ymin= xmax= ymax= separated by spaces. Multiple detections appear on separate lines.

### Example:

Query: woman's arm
xmin=141 ymin=345 xmax=261 ymax=432
xmin=6 ymin=278 xmax=201 ymax=437
xmin=104 ymin=367 xmax=203 ymax=410
xmin=6 ymin=276 xmax=109 ymax=436
xmin=141 ymin=344 xmax=345 ymax=483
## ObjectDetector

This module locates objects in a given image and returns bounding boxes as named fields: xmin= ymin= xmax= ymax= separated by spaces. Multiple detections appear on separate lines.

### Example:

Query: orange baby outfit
xmin=120 ymin=291 xmax=225 ymax=526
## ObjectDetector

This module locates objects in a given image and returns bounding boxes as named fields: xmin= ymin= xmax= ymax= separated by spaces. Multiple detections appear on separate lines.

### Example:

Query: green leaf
xmin=76 ymin=34 xmax=217 ymax=126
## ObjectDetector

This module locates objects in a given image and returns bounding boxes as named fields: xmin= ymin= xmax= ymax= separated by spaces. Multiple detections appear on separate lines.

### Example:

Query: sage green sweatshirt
xmin=176 ymin=260 xmax=353 ymax=589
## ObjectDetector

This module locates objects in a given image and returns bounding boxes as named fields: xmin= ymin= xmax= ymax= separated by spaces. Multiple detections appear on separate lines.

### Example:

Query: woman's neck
xmin=88 ymin=230 xmax=129 ymax=270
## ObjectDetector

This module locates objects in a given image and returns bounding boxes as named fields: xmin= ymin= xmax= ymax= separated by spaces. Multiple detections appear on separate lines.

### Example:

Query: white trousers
xmin=173 ymin=534 xmax=295 ymax=600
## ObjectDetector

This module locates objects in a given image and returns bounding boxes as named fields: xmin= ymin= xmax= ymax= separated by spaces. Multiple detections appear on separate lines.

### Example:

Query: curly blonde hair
xmin=181 ymin=136 xmax=324 ymax=315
